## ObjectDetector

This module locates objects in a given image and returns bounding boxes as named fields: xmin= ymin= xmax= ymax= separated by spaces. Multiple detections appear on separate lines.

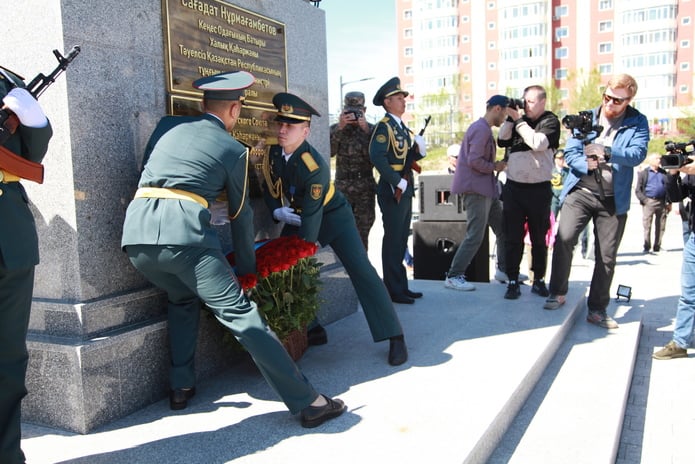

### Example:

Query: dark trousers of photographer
xmin=549 ymin=189 xmax=627 ymax=311
xmin=503 ymin=180 xmax=552 ymax=282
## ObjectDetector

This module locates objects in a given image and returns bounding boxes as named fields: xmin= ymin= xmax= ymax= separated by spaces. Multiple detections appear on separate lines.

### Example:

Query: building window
xmin=555 ymin=47 xmax=568 ymax=59
xmin=554 ymin=5 xmax=568 ymax=18
xmin=599 ymin=20 xmax=612 ymax=32
xmin=404 ymin=47 xmax=413 ymax=57
xmin=462 ymin=35 xmax=470 ymax=42
xmin=560 ymin=89 xmax=569 ymax=99
xmin=405 ymin=66 xmax=413 ymax=75
xmin=489 ymin=41 xmax=496 ymax=49
xmin=681 ymin=62 xmax=691 ymax=71
xmin=555 ymin=27 xmax=569 ymax=40
xmin=683 ymin=17 xmax=691 ymax=26
xmin=488 ymin=62 xmax=496 ymax=70
xmin=404 ymin=28 xmax=413 ymax=38
xmin=488 ymin=2 xmax=495 ymax=9
xmin=488 ymin=82 xmax=496 ymax=89
xmin=680 ymin=84 xmax=689 ymax=93
xmin=682 ymin=40 xmax=691 ymax=48
xmin=555 ymin=68 xmax=568 ymax=79
xmin=598 ymin=42 xmax=612 ymax=53
xmin=599 ymin=63 xmax=613 ymax=74
xmin=488 ymin=22 xmax=496 ymax=29
xmin=404 ymin=10 xmax=412 ymax=20
xmin=462 ymin=55 xmax=470 ymax=62
xmin=462 ymin=15 xmax=469 ymax=22
xmin=463 ymin=74 xmax=470 ymax=81
xmin=599 ymin=0 xmax=612 ymax=10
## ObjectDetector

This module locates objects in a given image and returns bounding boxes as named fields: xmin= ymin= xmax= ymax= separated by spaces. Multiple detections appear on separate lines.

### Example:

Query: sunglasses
xmin=602 ymin=93 xmax=630 ymax=105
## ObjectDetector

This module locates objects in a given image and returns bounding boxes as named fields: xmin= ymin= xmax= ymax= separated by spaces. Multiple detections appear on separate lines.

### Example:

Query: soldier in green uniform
xmin=262 ymin=92 xmax=408 ymax=366
xmin=0 ymin=68 xmax=53 ymax=464
xmin=329 ymin=91 xmax=375 ymax=250
xmin=369 ymin=77 xmax=425 ymax=305
xmin=121 ymin=71 xmax=345 ymax=428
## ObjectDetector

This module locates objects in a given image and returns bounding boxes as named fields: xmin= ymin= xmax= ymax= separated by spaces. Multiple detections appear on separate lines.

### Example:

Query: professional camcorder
xmin=508 ymin=98 xmax=525 ymax=110
xmin=661 ymin=140 xmax=695 ymax=170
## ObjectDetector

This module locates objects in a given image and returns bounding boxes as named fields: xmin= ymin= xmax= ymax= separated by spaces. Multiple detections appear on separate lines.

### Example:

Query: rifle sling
xmin=0 ymin=145 xmax=44 ymax=184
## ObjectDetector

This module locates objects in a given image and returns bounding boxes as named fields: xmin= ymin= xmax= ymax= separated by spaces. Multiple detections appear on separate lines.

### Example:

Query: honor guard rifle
xmin=0 ymin=46 xmax=80 ymax=183
xmin=395 ymin=115 xmax=431 ymax=203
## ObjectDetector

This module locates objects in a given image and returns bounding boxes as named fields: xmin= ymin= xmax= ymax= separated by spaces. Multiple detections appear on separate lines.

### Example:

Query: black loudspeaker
xmin=413 ymin=221 xmax=490 ymax=282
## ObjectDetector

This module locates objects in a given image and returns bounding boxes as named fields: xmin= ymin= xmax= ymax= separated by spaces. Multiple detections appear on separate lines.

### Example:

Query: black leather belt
xmin=335 ymin=171 xmax=373 ymax=181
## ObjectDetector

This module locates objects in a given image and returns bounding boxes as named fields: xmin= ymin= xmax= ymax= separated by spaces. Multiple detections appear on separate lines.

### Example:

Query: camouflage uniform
xmin=330 ymin=91 xmax=375 ymax=250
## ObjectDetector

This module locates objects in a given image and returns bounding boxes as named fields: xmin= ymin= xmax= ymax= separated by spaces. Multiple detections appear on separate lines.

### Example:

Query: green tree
xmin=566 ymin=68 xmax=603 ymax=114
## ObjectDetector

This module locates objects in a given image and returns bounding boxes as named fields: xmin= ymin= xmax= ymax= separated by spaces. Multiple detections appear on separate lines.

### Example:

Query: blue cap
xmin=486 ymin=95 xmax=510 ymax=107
xmin=193 ymin=71 xmax=255 ymax=101
xmin=372 ymin=77 xmax=409 ymax=106
xmin=272 ymin=92 xmax=321 ymax=124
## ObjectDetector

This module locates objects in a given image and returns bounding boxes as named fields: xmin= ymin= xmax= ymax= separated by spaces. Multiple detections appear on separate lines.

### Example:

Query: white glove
xmin=397 ymin=178 xmax=408 ymax=192
xmin=209 ymin=200 xmax=230 ymax=225
xmin=414 ymin=134 xmax=427 ymax=157
xmin=2 ymin=88 xmax=48 ymax=128
xmin=273 ymin=206 xmax=302 ymax=227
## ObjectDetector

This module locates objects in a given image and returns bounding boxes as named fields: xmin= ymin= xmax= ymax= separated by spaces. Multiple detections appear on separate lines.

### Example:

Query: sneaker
xmin=531 ymin=279 xmax=550 ymax=297
xmin=653 ymin=341 xmax=687 ymax=360
xmin=494 ymin=269 xmax=529 ymax=283
xmin=444 ymin=275 xmax=475 ymax=291
xmin=543 ymin=294 xmax=566 ymax=310
xmin=586 ymin=310 xmax=619 ymax=329
xmin=504 ymin=280 xmax=521 ymax=299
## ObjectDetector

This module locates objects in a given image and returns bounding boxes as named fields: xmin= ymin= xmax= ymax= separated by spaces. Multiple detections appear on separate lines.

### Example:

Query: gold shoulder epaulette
xmin=301 ymin=152 xmax=319 ymax=172
xmin=381 ymin=116 xmax=390 ymax=123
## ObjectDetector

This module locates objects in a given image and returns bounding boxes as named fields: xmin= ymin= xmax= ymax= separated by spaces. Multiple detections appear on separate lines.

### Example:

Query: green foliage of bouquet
xmin=228 ymin=235 xmax=322 ymax=341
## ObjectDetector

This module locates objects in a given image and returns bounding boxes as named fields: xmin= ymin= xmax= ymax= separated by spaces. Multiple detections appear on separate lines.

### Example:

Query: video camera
xmin=562 ymin=110 xmax=603 ymax=142
xmin=661 ymin=140 xmax=695 ymax=170
xmin=508 ymin=98 xmax=525 ymax=110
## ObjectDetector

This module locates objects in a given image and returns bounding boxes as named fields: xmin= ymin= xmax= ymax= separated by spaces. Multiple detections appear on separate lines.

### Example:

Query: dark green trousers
xmin=377 ymin=191 xmax=412 ymax=297
xmin=126 ymin=245 xmax=318 ymax=414
xmin=0 ymin=265 xmax=34 ymax=464
xmin=325 ymin=218 xmax=403 ymax=342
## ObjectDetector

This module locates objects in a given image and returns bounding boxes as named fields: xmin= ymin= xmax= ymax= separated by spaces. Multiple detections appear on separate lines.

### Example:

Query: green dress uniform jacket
xmin=121 ymin=113 xmax=318 ymax=414
xmin=263 ymin=141 xmax=402 ymax=342
xmin=0 ymin=71 xmax=52 ymax=464
xmin=369 ymin=114 xmax=422 ymax=297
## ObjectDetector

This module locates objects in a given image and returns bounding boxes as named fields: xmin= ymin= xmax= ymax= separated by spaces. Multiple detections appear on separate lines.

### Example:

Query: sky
xmin=319 ymin=0 xmax=398 ymax=120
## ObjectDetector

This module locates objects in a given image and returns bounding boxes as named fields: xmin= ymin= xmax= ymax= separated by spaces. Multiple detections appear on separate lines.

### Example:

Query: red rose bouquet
xmin=227 ymin=235 xmax=322 ymax=342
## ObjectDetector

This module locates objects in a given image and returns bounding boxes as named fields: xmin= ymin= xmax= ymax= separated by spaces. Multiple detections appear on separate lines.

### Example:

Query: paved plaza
xmin=20 ymin=196 xmax=694 ymax=463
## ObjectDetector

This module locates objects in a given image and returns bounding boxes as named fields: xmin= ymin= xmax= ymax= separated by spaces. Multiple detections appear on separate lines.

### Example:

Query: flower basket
xmin=282 ymin=326 xmax=309 ymax=361
xmin=227 ymin=236 xmax=322 ymax=360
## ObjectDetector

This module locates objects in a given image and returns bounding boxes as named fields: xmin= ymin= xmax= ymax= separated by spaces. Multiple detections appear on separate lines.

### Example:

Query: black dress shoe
xmin=388 ymin=335 xmax=408 ymax=366
xmin=300 ymin=394 xmax=347 ymax=428
xmin=307 ymin=324 xmax=328 ymax=346
xmin=169 ymin=387 xmax=196 ymax=410
xmin=391 ymin=293 xmax=415 ymax=304
xmin=404 ymin=289 xmax=423 ymax=298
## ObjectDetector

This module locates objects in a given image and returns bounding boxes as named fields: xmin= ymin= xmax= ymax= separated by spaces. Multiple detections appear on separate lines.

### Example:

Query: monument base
xmin=23 ymin=249 xmax=357 ymax=434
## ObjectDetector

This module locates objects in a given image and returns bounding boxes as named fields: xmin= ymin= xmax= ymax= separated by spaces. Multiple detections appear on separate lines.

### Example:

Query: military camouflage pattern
xmin=330 ymin=121 xmax=376 ymax=250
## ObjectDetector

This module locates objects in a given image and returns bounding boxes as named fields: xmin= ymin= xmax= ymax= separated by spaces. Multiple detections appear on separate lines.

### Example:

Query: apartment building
xmin=396 ymin=0 xmax=695 ymax=142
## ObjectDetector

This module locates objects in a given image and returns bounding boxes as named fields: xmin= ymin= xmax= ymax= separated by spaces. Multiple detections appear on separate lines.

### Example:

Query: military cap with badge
xmin=193 ymin=70 xmax=255 ymax=101
xmin=272 ymin=92 xmax=321 ymax=124
xmin=372 ymin=76 xmax=409 ymax=107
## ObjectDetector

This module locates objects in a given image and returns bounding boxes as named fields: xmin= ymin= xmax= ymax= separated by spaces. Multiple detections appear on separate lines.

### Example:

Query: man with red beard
xmin=543 ymin=74 xmax=649 ymax=330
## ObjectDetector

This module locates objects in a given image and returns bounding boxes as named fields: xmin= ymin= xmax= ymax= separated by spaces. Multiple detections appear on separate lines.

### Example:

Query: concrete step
xmin=490 ymin=300 xmax=643 ymax=463
xmin=21 ymin=278 xmax=594 ymax=464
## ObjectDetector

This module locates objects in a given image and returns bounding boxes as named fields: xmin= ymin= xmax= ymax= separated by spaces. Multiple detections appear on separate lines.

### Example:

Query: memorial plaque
xmin=162 ymin=0 xmax=288 ymax=191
